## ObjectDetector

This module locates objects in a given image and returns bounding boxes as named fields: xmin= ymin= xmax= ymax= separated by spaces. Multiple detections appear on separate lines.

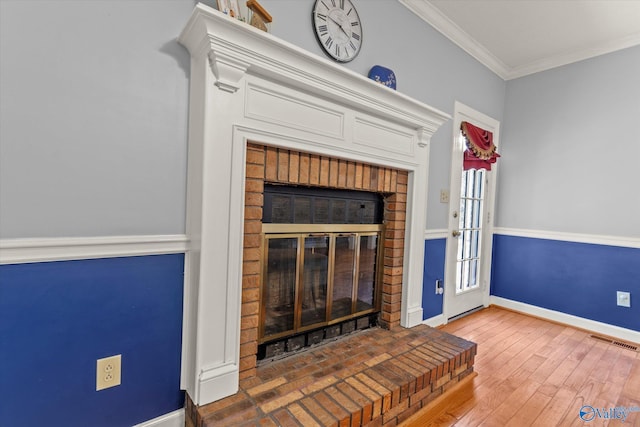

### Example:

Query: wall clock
xmin=312 ymin=0 xmax=362 ymax=63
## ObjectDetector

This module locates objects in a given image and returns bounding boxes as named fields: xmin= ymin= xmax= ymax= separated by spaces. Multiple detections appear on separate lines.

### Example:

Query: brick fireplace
xmin=178 ymin=4 xmax=450 ymax=407
xmin=240 ymin=143 xmax=409 ymax=379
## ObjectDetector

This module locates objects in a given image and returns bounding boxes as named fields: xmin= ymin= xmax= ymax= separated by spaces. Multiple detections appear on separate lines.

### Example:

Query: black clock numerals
xmin=324 ymin=36 xmax=334 ymax=50
xmin=313 ymin=0 xmax=362 ymax=62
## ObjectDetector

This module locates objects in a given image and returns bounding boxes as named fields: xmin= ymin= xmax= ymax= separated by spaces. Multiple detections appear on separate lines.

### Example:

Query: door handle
xmin=452 ymin=230 xmax=461 ymax=237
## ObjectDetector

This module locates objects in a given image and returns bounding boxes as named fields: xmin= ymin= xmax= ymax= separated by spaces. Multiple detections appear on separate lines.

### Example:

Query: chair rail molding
xmin=0 ymin=235 xmax=188 ymax=265
xmin=494 ymin=227 xmax=640 ymax=249
xmin=177 ymin=4 xmax=450 ymax=406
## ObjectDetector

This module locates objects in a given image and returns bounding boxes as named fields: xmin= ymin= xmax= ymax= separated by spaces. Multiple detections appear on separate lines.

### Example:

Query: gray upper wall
xmin=1 ymin=0 xmax=505 ymax=238
xmin=498 ymin=46 xmax=640 ymax=238
xmin=0 ymin=0 xmax=193 ymax=238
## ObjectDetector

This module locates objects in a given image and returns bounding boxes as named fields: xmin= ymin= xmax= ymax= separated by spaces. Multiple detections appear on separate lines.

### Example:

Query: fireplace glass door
xmin=302 ymin=235 xmax=329 ymax=328
xmin=263 ymin=237 xmax=298 ymax=337
xmin=260 ymin=226 xmax=382 ymax=343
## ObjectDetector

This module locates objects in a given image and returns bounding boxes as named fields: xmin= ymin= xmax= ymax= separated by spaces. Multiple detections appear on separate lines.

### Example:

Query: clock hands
xmin=327 ymin=14 xmax=350 ymax=39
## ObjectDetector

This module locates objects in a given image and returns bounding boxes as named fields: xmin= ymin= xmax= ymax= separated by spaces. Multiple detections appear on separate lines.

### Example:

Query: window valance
xmin=461 ymin=121 xmax=500 ymax=171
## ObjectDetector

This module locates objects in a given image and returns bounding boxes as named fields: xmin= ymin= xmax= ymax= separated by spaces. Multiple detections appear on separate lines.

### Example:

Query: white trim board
xmin=494 ymin=227 xmax=640 ymax=249
xmin=0 ymin=234 xmax=189 ymax=265
xmin=491 ymin=296 xmax=640 ymax=344
xmin=133 ymin=409 xmax=185 ymax=427
xmin=424 ymin=229 xmax=448 ymax=240
xmin=422 ymin=314 xmax=445 ymax=328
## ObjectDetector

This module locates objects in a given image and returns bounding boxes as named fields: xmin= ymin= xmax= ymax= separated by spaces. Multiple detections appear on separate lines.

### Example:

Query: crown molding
xmin=399 ymin=0 xmax=510 ymax=80
xmin=506 ymin=31 xmax=640 ymax=80
xmin=400 ymin=0 xmax=640 ymax=81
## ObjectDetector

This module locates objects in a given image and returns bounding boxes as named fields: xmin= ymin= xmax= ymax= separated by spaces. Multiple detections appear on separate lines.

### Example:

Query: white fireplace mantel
xmin=178 ymin=3 xmax=450 ymax=406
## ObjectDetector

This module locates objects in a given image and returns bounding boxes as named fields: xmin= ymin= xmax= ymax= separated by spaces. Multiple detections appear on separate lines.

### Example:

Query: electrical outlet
xmin=439 ymin=190 xmax=450 ymax=203
xmin=96 ymin=354 xmax=121 ymax=391
xmin=616 ymin=291 xmax=631 ymax=308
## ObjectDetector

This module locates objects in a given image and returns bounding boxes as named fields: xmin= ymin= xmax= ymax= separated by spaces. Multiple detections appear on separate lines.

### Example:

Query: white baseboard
xmin=491 ymin=296 xmax=640 ymax=344
xmin=197 ymin=363 xmax=239 ymax=406
xmin=133 ymin=409 xmax=185 ymax=427
xmin=405 ymin=306 xmax=425 ymax=327
xmin=422 ymin=314 xmax=445 ymax=328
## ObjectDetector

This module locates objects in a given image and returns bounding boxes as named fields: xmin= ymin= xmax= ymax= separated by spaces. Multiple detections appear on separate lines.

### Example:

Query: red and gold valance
xmin=461 ymin=121 xmax=500 ymax=171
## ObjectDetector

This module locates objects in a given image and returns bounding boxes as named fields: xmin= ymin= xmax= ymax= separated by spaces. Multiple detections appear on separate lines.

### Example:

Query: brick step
xmin=185 ymin=325 xmax=477 ymax=427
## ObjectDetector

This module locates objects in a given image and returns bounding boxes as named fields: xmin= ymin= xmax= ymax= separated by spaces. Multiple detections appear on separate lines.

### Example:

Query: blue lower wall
xmin=422 ymin=238 xmax=446 ymax=320
xmin=491 ymin=235 xmax=639 ymax=332
xmin=0 ymin=254 xmax=185 ymax=427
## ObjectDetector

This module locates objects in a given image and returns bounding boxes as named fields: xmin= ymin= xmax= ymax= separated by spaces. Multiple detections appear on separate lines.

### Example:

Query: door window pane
xmin=455 ymin=167 xmax=486 ymax=294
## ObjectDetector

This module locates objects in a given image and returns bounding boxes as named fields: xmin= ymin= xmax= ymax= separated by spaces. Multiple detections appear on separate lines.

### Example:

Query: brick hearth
xmin=185 ymin=325 xmax=477 ymax=427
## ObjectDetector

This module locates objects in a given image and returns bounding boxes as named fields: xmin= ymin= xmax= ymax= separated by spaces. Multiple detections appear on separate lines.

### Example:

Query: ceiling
xmin=399 ymin=0 xmax=640 ymax=80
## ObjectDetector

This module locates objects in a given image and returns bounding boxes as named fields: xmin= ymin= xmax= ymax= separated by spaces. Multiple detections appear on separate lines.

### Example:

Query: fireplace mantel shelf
xmin=178 ymin=4 xmax=449 ymax=144
xmin=178 ymin=3 xmax=451 ymax=407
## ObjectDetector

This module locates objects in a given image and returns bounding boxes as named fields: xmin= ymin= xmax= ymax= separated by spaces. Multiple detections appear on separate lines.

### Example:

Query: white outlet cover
xmin=96 ymin=354 xmax=122 ymax=391
xmin=616 ymin=291 xmax=631 ymax=308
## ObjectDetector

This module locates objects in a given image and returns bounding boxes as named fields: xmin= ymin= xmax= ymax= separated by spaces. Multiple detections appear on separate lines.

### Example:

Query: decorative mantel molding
xmin=177 ymin=3 xmax=450 ymax=407
xmin=179 ymin=4 xmax=448 ymax=133
xmin=207 ymin=50 xmax=250 ymax=93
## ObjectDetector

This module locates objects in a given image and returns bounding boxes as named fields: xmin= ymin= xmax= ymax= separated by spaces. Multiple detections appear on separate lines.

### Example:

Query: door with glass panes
xmin=444 ymin=102 xmax=499 ymax=320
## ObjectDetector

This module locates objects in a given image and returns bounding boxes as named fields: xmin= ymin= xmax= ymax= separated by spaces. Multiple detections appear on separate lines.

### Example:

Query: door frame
xmin=442 ymin=101 xmax=500 ymax=322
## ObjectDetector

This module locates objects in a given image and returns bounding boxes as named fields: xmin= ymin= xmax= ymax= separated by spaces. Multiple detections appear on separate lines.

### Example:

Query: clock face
xmin=312 ymin=0 xmax=362 ymax=63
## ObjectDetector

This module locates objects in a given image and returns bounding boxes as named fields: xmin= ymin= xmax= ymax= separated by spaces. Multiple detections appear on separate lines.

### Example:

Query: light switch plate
xmin=96 ymin=354 xmax=121 ymax=391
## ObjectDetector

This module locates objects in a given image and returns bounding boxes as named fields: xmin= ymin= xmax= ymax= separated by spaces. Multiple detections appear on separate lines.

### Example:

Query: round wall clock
xmin=312 ymin=0 xmax=362 ymax=63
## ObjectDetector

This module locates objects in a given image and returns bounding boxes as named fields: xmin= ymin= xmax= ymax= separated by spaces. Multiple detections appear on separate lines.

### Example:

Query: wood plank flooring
xmin=402 ymin=306 xmax=640 ymax=427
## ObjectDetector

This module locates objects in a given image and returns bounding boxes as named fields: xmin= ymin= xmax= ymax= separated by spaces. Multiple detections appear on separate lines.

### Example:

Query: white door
xmin=444 ymin=102 xmax=499 ymax=321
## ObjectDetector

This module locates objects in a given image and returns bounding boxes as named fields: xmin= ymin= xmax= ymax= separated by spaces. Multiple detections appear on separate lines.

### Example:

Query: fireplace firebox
xmin=258 ymin=186 xmax=385 ymax=359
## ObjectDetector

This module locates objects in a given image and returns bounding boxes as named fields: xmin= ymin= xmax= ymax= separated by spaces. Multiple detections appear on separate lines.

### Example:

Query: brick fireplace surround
xmin=176 ymin=4 xmax=468 ymax=422
xmin=240 ymin=143 xmax=409 ymax=379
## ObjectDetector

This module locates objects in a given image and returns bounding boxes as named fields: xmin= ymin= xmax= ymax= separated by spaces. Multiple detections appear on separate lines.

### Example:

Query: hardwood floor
xmin=402 ymin=306 xmax=640 ymax=426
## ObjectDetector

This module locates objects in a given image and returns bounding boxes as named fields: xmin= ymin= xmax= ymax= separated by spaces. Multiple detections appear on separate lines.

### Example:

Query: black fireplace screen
xmin=260 ymin=186 xmax=384 ymax=343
